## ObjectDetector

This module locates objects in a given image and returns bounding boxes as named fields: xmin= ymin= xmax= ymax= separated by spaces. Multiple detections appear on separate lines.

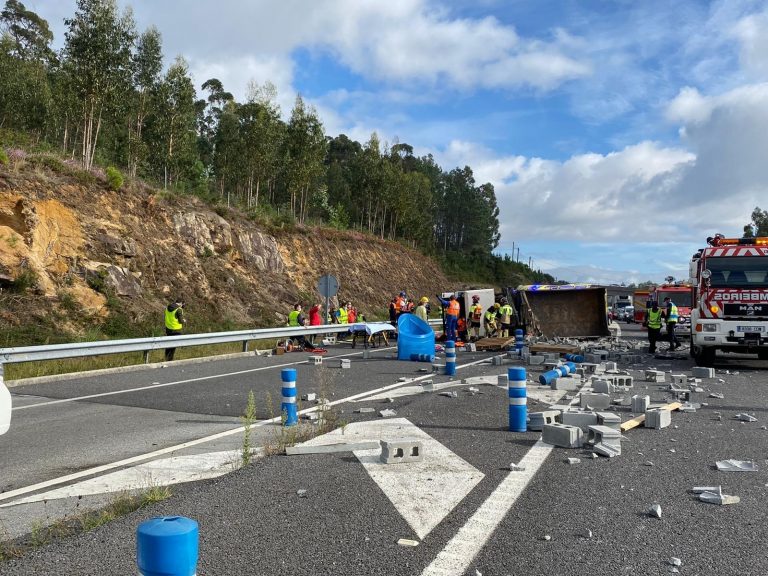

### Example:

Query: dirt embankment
xmin=0 ymin=161 xmax=457 ymax=343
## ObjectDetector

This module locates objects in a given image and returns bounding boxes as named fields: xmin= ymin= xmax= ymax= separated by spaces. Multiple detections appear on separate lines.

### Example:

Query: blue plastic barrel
xmin=281 ymin=368 xmax=298 ymax=427
xmin=564 ymin=353 xmax=584 ymax=363
xmin=538 ymin=369 xmax=560 ymax=386
xmin=508 ymin=367 xmax=527 ymax=432
xmin=410 ymin=353 xmax=436 ymax=362
xmin=565 ymin=362 xmax=578 ymax=373
xmin=137 ymin=516 xmax=198 ymax=576
xmin=445 ymin=340 xmax=456 ymax=376
xmin=397 ymin=314 xmax=436 ymax=360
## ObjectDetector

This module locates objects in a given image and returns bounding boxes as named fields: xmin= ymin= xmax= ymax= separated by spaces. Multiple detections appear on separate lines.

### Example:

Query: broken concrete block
xmin=421 ymin=380 xmax=435 ymax=391
xmin=308 ymin=355 xmax=323 ymax=365
xmin=340 ymin=359 xmax=351 ymax=369
xmin=597 ymin=412 xmax=622 ymax=430
xmin=439 ymin=391 xmax=458 ymax=398
xmin=432 ymin=363 xmax=444 ymax=372
xmin=644 ymin=408 xmax=672 ymax=429
xmin=645 ymin=370 xmax=665 ymax=383
xmin=581 ymin=363 xmax=598 ymax=374
xmin=528 ymin=410 xmax=562 ymax=431
xmin=631 ymin=395 xmax=650 ymax=413
xmin=492 ymin=356 xmax=503 ymax=366
xmin=566 ymin=457 xmax=581 ymax=465
xmin=561 ymin=410 xmax=598 ymax=432
xmin=735 ymin=413 xmax=757 ymax=422
xmin=542 ymin=423 xmax=583 ymax=448
xmin=715 ymin=459 xmax=758 ymax=472
xmin=670 ymin=374 xmax=686 ymax=385
xmin=380 ymin=439 xmax=423 ymax=464
xmin=580 ymin=393 xmax=611 ymax=410
xmin=379 ymin=409 xmax=397 ymax=418
xmin=692 ymin=366 xmax=715 ymax=379
xmin=302 ymin=392 xmax=317 ymax=402
xmin=604 ymin=361 xmax=618 ymax=371
xmin=355 ymin=407 xmax=376 ymax=414
xmin=649 ymin=504 xmax=662 ymax=518
xmin=497 ymin=374 xmax=509 ymax=387
xmin=527 ymin=354 xmax=546 ymax=365
xmin=586 ymin=425 xmax=622 ymax=457
xmin=551 ymin=378 xmax=579 ymax=391
xmin=509 ymin=462 xmax=526 ymax=471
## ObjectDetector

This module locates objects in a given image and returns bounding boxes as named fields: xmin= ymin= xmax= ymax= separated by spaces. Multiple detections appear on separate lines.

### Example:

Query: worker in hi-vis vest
xmin=663 ymin=296 xmax=680 ymax=350
xmin=164 ymin=297 xmax=185 ymax=361
xmin=644 ymin=300 xmax=663 ymax=354
xmin=468 ymin=295 xmax=483 ymax=340
xmin=498 ymin=297 xmax=514 ymax=338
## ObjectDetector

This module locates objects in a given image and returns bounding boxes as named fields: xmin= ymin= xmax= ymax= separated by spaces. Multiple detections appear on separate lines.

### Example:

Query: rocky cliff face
xmin=0 ymin=162 xmax=453 ymax=343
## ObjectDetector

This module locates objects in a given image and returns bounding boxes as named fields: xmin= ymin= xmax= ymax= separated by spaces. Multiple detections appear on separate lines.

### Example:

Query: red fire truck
xmin=689 ymin=234 xmax=768 ymax=366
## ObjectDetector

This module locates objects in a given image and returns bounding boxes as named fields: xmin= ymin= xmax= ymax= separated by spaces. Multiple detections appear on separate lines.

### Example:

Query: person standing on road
xmin=663 ymin=296 xmax=681 ymax=350
xmin=498 ymin=297 xmax=514 ymax=338
xmin=164 ymin=297 xmax=185 ymax=361
xmin=468 ymin=295 xmax=483 ymax=340
xmin=414 ymin=297 xmax=429 ymax=322
xmin=644 ymin=300 xmax=663 ymax=354
xmin=437 ymin=294 xmax=460 ymax=341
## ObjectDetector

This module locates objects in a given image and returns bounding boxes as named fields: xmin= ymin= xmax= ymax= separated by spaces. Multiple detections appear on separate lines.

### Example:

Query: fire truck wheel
xmin=694 ymin=347 xmax=715 ymax=367
xmin=758 ymin=349 xmax=768 ymax=361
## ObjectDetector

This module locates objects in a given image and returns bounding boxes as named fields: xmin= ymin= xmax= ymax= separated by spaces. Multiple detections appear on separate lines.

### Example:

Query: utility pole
xmin=528 ymin=256 xmax=532 ymax=268
xmin=516 ymin=247 xmax=520 ymax=262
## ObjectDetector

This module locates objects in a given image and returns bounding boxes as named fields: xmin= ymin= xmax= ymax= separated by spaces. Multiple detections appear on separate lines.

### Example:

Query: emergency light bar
xmin=707 ymin=235 xmax=768 ymax=246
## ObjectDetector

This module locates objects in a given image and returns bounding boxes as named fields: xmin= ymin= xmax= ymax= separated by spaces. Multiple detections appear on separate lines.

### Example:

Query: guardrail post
xmin=137 ymin=516 xmax=198 ymax=576
xmin=0 ymin=363 xmax=11 ymax=436
xmin=281 ymin=368 xmax=298 ymax=427
xmin=508 ymin=367 xmax=527 ymax=432
xmin=242 ymin=340 xmax=249 ymax=353
xmin=143 ymin=350 xmax=150 ymax=364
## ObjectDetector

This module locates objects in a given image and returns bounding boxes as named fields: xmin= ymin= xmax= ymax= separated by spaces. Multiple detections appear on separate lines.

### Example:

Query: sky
xmin=27 ymin=0 xmax=768 ymax=284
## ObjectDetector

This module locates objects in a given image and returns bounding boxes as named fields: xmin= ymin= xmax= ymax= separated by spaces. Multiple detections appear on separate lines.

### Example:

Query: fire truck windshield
xmin=704 ymin=256 xmax=768 ymax=288
xmin=657 ymin=290 xmax=692 ymax=307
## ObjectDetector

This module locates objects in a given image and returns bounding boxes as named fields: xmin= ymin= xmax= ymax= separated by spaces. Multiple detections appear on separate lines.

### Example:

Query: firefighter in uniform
xmin=468 ymin=295 xmax=483 ymax=340
xmin=438 ymin=294 xmax=460 ymax=341
xmin=164 ymin=297 xmax=185 ymax=361
xmin=484 ymin=303 xmax=500 ymax=338
xmin=663 ymin=296 xmax=681 ymax=350
xmin=644 ymin=300 xmax=663 ymax=354
xmin=498 ymin=297 xmax=514 ymax=338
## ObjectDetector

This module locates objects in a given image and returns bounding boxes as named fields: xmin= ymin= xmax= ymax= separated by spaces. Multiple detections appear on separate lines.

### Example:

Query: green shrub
xmin=106 ymin=166 xmax=124 ymax=191
xmin=27 ymin=154 xmax=65 ymax=172
xmin=0 ymin=149 xmax=8 ymax=166
xmin=10 ymin=268 xmax=38 ymax=293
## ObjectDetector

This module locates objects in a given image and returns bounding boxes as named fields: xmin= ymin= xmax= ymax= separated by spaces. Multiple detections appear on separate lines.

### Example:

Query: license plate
xmin=737 ymin=326 xmax=764 ymax=333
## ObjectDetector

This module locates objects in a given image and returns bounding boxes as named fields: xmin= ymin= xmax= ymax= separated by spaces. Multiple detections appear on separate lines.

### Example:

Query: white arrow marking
xmin=297 ymin=418 xmax=484 ymax=540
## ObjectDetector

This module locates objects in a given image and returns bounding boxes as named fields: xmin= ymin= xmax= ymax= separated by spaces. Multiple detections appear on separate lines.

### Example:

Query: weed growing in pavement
xmin=241 ymin=390 xmax=257 ymax=467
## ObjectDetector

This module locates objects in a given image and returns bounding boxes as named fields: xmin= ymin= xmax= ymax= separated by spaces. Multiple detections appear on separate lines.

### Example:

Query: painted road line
xmin=297 ymin=418 xmax=483 ymax=539
xmin=420 ymin=439 xmax=553 ymax=576
xmin=0 ymin=356 xmax=490 ymax=504
xmin=12 ymin=349 xmax=388 ymax=412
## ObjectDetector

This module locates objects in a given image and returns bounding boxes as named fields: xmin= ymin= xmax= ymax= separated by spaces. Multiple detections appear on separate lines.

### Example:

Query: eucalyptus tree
xmin=128 ymin=25 xmax=162 ymax=177
xmin=63 ymin=0 xmax=136 ymax=170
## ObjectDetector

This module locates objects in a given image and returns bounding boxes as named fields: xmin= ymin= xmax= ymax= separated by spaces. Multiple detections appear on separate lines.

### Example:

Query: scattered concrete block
xmin=308 ymin=355 xmax=323 ymax=365
xmin=709 ymin=392 xmax=725 ymax=399
xmin=670 ymin=374 xmax=686 ymax=385
xmin=645 ymin=370 xmax=665 ymax=383
xmin=302 ymin=392 xmax=317 ymax=402
xmin=592 ymin=379 xmax=614 ymax=394
xmin=528 ymin=410 xmax=562 ymax=431
xmin=439 ymin=391 xmax=458 ymax=398
xmin=300 ymin=413 xmax=319 ymax=421
xmin=286 ymin=441 xmax=380 ymax=455
xmin=692 ymin=366 xmax=715 ymax=379
xmin=421 ymin=380 xmax=435 ymax=391
xmin=465 ymin=343 xmax=477 ymax=352
xmin=586 ymin=425 xmax=622 ymax=456
xmin=397 ymin=538 xmax=419 ymax=547
xmin=715 ymin=459 xmax=758 ymax=472
xmin=566 ymin=457 xmax=581 ymax=465
xmin=340 ymin=359 xmax=351 ymax=369
xmin=497 ymin=374 xmax=509 ymax=387
xmin=551 ymin=378 xmax=579 ymax=391
xmin=580 ymin=393 xmax=611 ymax=410
xmin=432 ymin=364 xmax=444 ymax=372
xmin=380 ymin=439 xmax=423 ymax=464
xmin=581 ymin=363 xmax=598 ymax=374
xmin=631 ymin=395 xmax=650 ymax=413
xmin=604 ymin=361 xmax=618 ymax=371
xmin=543 ymin=362 xmax=560 ymax=371
xmin=592 ymin=442 xmax=621 ymax=458
xmin=355 ymin=407 xmax=376 ymax=413
xmin=597 ymin=412 xmax=622 ymax=430
xmin=561 ymin=411 xmax=598 ymax=432
xmin=363 ymin=349 xmax=371 ymax=359
xmin=542 ymin=423 xmax=583 ymax=448
xmin=585 ymin=353 xmax=602 ymax=364
xmin=492 ymin=356 xmax=503 ymax=366
xmin=735 ymin=413 xmax=757 ymax=422
xmin=509 ymin=462 xmax=526 ymax=471
xmin=321 ymin=336 xmax=336 ymax=346
xmin=645 ymin=408 xmax=672 ymax=429
xmin=649 ymin=504 xmax=662 ymax=518
xmin=379 ymin=409 xmax=397 ymax=418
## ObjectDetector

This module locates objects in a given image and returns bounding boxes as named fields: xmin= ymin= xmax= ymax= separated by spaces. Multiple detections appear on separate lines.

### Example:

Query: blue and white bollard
xmin=281 ymin=367 xmax=298 ymax=427
xmin=444 ymin=340 xmax=456 ymax=376
xmin=508 ymin=367 xmax=527 ymax=432
xmin=137 ymin=516 xmax=198 ymax=576
xmin=410 ymin=353 xmax=436 ymax=362
xmin=514 ymin=329 xmax=524 ymax=354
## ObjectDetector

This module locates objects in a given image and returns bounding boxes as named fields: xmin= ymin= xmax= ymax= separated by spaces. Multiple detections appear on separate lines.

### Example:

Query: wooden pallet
xmin=474 ymin=337 xmax=515 ymax=351
xmin=529 ymin=343 xmax=580 ymax=354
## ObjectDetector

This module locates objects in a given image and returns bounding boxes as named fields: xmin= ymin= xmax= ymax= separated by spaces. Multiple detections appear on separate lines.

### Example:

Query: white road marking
xmin=1 ymin=450 xmax=249 ymax=507
xmin=0 ymin=356 xmax=491 ymax=504
xmin=12 ymin=349 xmax=383 ymax=411
xmin=296 ymin=418 xmax=484 ymax=539
xmin=421 ymin=439 xmax=553 ymax=576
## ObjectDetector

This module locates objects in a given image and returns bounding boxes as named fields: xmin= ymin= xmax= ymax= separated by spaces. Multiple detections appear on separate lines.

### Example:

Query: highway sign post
xmin=317 ymin=274 xmax=339 ymax=325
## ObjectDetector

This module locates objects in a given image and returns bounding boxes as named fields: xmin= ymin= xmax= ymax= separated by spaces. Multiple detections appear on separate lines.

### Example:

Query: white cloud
xmin=731 ymin=8 xmax=768 ymax=80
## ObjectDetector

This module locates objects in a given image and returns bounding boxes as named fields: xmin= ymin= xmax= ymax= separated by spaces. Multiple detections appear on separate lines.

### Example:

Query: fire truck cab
xmin=689 ymin=235 xmax=768 ymax=366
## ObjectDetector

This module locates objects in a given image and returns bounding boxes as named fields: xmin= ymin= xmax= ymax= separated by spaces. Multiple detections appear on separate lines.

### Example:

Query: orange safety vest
xmin=447 ymin=300 xmax=460 ymax=316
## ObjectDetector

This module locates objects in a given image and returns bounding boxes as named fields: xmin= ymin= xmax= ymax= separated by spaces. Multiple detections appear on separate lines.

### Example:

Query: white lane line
xmin=420 ymin=439 xmax=553 ymax=576
xmin=0 ymin=356 xmax=491 ymax=504
xmin=12 ymin=349 xmax=384 ymax=411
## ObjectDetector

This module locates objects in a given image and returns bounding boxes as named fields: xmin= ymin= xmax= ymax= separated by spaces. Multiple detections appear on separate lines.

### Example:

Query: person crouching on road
xmin=288 ymin=303 xmax=311 ymax=350
xmin=484 ymin=303 xmax=500 ymax=338
xmin=644 ymin=300 xmax=663 ymax=354
xmin=164 ymin=297 xmax=185 ymax=361
xmin=663 ymin=296 xmax=681 ymax=350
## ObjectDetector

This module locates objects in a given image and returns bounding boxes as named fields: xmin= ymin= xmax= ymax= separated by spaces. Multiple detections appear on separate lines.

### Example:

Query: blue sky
xmin=31 ymin=0 xmax=768 ymax=284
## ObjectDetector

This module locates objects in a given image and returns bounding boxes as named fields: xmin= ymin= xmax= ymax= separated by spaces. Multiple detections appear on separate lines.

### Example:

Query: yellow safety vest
xmin=499 ymin=304 xmax=513 ymax=324
xmin=164 ymin=307 xmax=182 ymax=330
xmin=288 ymin=310 xmax=301 ymax=326
xmin=647 ymin=309 xmax=663 ymax=329
xmin=338 ymin=307 xmax=348 ymax=324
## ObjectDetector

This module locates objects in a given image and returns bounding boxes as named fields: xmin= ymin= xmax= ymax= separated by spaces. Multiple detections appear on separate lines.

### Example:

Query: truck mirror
xmin=700 ymin=269 xmax=712 ymax=279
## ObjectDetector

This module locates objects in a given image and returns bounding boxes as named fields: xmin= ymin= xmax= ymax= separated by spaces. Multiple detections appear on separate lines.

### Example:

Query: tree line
xmin=0 ymin=0 xmax=552 ymax=286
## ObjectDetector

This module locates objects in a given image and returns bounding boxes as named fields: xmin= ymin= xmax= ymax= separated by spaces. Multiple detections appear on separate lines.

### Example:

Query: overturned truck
xmin=514 ymin=284 xmax=610 ymax=338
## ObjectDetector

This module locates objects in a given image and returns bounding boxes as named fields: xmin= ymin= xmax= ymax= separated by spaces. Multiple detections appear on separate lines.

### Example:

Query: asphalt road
xmin=2 ymin=329 xmax=768 ymax=576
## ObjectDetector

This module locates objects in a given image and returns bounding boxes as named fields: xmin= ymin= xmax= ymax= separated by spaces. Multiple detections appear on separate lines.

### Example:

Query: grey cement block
xmin=592 ymin=379 xmax=614 ymax=394
xmin=528 ymin=355 xmax=546 ymax=365
xmin=542 ymin=423 xmax=583 ymax=448
xmin=585 ymin=353 xmax=602 ymax=364
xmin=561 ymin=410 xmax=598 ymax=432
xmin=670 ymin=374 xmax=686 ymax=385
xmin=645 ymin=408 xmax=672 ymax=429
xmin=597 ymin=412 xmax=622 ymax=430
xmin=604 ymin=361 xmax=618 ymax=371
xmin=340 ymin=359 xmax=351 ymax=369
xmin=580 ymin=392 xmax=611 ymax=410
xmin=692 ymin=367 xmax=715 ymax=379
xmin=581 ymin=363 xmax=598 ymax=374
xmin=528 ymin=410 xmax=562 ymax=431
xmin=308 ymin=356 xmax=323 ymax=365
xmin=302 ymin=392 xmax=317 ymax=402
xmin=645 ymin=370 xmax=665 ymax=383
xmin=631 ymin=394 xmax=650 ymax=413
xmin=551 ymin=378 xmax=579 ymax=391
xmin=380 ymin=439 xmax=423 ymax=464
xmin=492 ymin=356 xmax=503 ymax=366
xmin=586 ymin=424 xmax=621 ymax=444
